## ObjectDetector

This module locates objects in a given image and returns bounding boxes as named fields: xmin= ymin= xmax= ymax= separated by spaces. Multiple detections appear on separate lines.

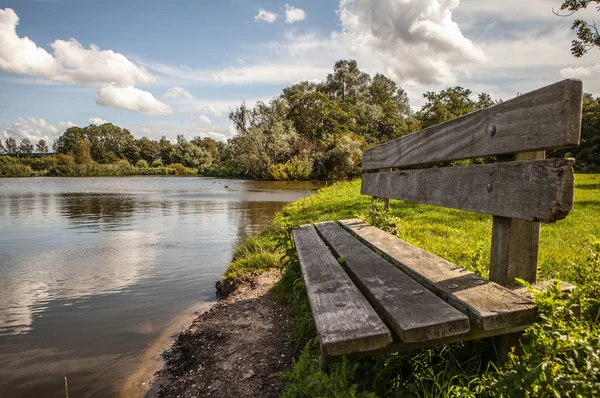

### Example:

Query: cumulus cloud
xmin=206 ymin=105 xmax=223 ymax=117
xmin=199 ymin=115 xmax=212 ymax=124
xmin=336 ymin=0 xmax=485 ymax=85
xmin=96 ymin=84 xmax=173 ymax=115
xmin=163 ymin=86 xmax=194 ymax=100
xmin=0 ymin=8 xmax=156 ymax=86
xmin=255 ymin=8 xmax=278 ymax=23
xmin=561 ymin=64 xmax=600 ymax=78
xmin=58 ymin=121 xmax=78 ymax=130
xmin=1 ymin=117 xmax=59 ymax=142
xmin=285 ymin=4 xmax=306 ymax=23
xmin=88 ymin=117 xmax=108 ymax=125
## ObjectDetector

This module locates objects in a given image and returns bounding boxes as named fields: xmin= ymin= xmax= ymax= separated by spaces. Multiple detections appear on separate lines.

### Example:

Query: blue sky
xmin=1 ymin=0 xmax=600 ymax=146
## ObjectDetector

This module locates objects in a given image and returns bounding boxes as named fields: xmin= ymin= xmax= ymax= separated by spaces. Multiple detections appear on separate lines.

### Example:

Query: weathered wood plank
xmin=338 ymin=219 xmax=538 ymax=331
xmin=361 ymin=158 xmax=575 ymax=223
xmin=345 ymin=324 xmax=529 ymax=360
xmin=292 ymin=225 xmax=392 ymax=356
xmin=363 ymin=79 xmax=582 ymax=170
xmin=314 ymin=222 xmax=470 ymax=343
xmin=490 ymin=152 xmax=544 ymax=287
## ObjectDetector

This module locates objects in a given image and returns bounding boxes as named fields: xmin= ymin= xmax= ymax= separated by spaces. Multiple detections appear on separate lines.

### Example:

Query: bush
xmin=167 ymin=163 xmax=196 ymax=176
xmin=151 ymin=160 xmax=164 ymax=168
xmin=198 ymin=164 xmax=245 ymax=177
xmin=267 ymin=157 xmax=312 ymax=181
xmin=135 ymin=159 xmax=149 ymax=168
xmin=54 ymin=154 xmax=75 ymax=165
xmin=0 ymin=162 xmax=34 ymax=177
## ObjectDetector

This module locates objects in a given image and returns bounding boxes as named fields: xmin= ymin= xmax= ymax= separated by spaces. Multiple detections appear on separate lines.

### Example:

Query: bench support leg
xmin=489 ymin=151 xmax=544 ymax=362
xmin=490 ymin=216 xmax=540 ymax=287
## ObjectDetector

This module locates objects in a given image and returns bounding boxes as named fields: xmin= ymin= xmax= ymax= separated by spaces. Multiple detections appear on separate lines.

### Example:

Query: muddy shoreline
xmin=122 ymin=270 xmax=296 ymax=397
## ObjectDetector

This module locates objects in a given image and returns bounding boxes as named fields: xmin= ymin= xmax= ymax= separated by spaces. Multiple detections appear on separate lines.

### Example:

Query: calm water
xmin=0 ymin=177 xmax=321 ymax=398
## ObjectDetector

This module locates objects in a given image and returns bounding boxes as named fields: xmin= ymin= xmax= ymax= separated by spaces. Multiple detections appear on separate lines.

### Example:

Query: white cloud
xmin=0 ymin=8 xmax=156 ymax=86
xmin=206 ymin=105 xmax=223 ymax=117
xmin=336 ymin=0 xmax=485 ymax=85
xmin=199 ymin=115 xmax=212 ymax=124
xmin=96 ymin=84 xmax=173 ymax=115
xmin=58 ymin=121 xmax=78 ymax=131
xmin=254 ymin=8 xmax=278 ymax=23
xmin=146 ymin=61 xmax=329 ymax=85
xmin=1 ymin=117 xmax=59 ymax=143
xmin=163 ymin=86 xmax=194 ymax=100
xmin=561 ymin=64 xmax=600 ymax=78
xmin=88 ymin=117 xmax=108 ymax=125
xmin=285 ymin=4 xmax=306 ymax=23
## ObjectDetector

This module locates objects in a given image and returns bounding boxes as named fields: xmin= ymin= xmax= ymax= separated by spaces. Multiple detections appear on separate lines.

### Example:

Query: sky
xmin=1 ymin=0 xmax=600 ymax=146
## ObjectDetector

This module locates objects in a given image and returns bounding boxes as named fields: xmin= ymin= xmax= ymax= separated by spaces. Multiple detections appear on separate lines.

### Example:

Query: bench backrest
xmin=361 ymin=79 xmax=583 ymax=287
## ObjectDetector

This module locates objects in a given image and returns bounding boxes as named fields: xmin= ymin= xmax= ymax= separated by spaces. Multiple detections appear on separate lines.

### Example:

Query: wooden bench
xmin=293 ymin=79 xmax=583 ymax=358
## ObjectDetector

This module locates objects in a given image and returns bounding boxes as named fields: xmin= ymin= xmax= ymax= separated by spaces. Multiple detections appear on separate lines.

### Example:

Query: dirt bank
xmin=145 ymin=269 xmax=296 ymax=397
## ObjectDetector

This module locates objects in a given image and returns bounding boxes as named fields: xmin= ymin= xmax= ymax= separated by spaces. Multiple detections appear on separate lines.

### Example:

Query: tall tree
xmin=0 ymin=139 xmax=5 ymax=154
xmin=19 ymin=138 xmax=34 ymax=157
xmin=416 ymin=87 xmax=498 ymax=129
xmin=171 ymin=135 xmax=212 ymax=167
xmin=556 ymin=0 xmax=600 ymax=57
xmin=53 ymin=126 xmax=85 ymax=154
xmin=136 ymin=137 xmax=160 ymax=164
xmin=36 ymin=139 xmax=49 ymax=153
xmin=158 ymin=136 xmax=174 ymax=164
xmin=324 ymin=60 xmax=371 ymax=104
xmin=5 ymin=137 xmax=18 ymax=156
xmin=73 ymin=140 xmax=92 ymax=164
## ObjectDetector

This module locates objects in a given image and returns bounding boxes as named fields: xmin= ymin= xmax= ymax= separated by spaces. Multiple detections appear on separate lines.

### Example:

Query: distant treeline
xmin=2 ymin=60 xmax=599 ymax=178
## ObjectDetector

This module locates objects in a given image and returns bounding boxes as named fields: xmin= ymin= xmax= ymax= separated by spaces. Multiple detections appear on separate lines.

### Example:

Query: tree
xmin=53 ymin=126 xmax=85 ymax=154
xmin=191 ymin=137 xmax=220 ymax=162
xmin=171 ymin=135 xmax=212 ymax=167
xmin=324 ymin=60 xmax=371 ymax=104
xmin=5 ymin=137 xmax=18 ymax=156
xmin=556 ymin=0 xmax=600 ymax=57
xmin=0 ymin=140 xmax=5 ymax=154
xmin=136 ymin=137 xmax=160 ymax=164
xmin=73 ymin=140 xmax=92 ymax=164
xmin=158 ymin=136 xmax=174 ymax=164
xmin=36 ymin=139 xmax=49 ymax=153
xmin=19 ymin=138 xmax=34 ymax=157
xmin=416 ymin=87 xmax=498 ymax=129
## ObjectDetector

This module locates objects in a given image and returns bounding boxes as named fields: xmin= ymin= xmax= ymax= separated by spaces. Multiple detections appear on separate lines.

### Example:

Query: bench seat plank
xmin=314 ymin=222 xmax=470 ymax=343
xmin=292 ymin=225 xmax=392 ymax=356
xmin=339 ymin=219 xmax=538 ymax=331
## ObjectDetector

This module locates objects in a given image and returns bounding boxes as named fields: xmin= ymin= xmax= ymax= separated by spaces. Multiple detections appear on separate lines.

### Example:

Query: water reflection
xmin=57 ymin=193 xmax=136 ymax=229
xmin=0 ymin=177 xmax=321 ymax=398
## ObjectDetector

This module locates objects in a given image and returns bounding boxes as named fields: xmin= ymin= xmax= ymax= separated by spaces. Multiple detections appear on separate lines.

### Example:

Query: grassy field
xmin=222 ymin=174 xmax=600 ymax=397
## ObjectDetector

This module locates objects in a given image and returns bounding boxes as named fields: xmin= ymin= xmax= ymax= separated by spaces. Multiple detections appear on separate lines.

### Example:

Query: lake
xmin=0 ymin=176 xmax=322 ymax=398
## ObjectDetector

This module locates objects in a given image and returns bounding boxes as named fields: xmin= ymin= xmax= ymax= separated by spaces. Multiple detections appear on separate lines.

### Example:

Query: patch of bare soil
xmin=149 ymin=269 xmax=297 ymax=398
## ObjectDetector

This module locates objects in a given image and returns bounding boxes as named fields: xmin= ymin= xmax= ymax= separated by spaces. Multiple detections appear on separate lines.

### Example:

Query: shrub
xmin=135 ymin=159 xmax=149 ymax=168
xmin=151 ymin=160 xmax=164 ymax=168
xmin=167 ymin=163 xmax=196 ymax=176
xmin=0 ymin=163 xmax=33 ymax=177
xmin=54 ymin=154 xmax=75 ymax=165
xmin=267 ymin=157 xmax=312 ymax=181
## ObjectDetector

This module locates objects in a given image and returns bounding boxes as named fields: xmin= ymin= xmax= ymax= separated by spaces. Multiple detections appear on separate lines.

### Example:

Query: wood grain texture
xmin=361 ymin=158 xmax=575 ymax=223
xmin=314 ymin=222 xmax=470 ymax=343
xmin=339 ymin=219 xmax=538 ymax=331
xmin=362 ymin=79 xmax=582 ymax=170
xmin=344 ymin=324 xmax=529 ymax=360
xmin=490 ymin=152 xmax=544 ymax=287
xmin=292 ymin=225 xmax=392 ymax=356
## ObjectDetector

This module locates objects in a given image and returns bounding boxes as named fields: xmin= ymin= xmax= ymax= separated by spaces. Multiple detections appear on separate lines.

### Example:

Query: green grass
xmin=221 ymin=174 xmax=600 ymax=397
